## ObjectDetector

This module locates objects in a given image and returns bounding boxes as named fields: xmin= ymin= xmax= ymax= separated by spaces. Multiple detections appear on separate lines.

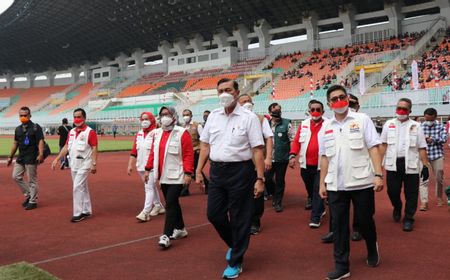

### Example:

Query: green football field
xmin=0 ymin=137 xmax=133 ymax=157
xmin=0 ymin=262 xmax=59 ymax=280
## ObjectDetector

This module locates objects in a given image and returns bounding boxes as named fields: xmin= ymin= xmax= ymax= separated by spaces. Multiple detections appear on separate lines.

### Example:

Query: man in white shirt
xmin=319 ymin=85 xmax=384 ymax=280
xmin=379 ymin=98 xmax=430 ymax=232
xmin=238 ymin=94 xmax=274 ymax=235
xmin=196 ymin=78 xmax=265 ymax=279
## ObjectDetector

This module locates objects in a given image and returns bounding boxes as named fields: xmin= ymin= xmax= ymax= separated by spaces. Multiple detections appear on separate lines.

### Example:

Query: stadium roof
xmin=0 ymin=0 xmax=424 ymax=74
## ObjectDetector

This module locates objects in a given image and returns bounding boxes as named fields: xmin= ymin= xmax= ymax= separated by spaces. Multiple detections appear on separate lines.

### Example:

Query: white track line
xmin=32 ymin=222 xmax=211 ymax=265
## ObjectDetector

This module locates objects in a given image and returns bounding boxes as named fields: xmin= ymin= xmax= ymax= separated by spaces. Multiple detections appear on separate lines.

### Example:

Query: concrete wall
xmin=168 ymin=47 xmax=238 ymax=73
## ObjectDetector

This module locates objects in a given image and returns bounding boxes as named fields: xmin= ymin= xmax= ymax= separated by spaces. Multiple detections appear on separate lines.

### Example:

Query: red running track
xmin=0 ymin=150 xmax=449 ymax=280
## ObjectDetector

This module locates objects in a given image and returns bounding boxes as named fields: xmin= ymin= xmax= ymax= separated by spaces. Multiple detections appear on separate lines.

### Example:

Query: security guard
xmin=319 ymin=85 xmax=384 ymax=280
xmin=196 ymin=78 xmax=265 ymax=279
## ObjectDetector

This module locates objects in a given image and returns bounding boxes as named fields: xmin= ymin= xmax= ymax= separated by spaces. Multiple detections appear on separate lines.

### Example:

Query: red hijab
xmin=140 ymin=112 xmax=156 ymax=132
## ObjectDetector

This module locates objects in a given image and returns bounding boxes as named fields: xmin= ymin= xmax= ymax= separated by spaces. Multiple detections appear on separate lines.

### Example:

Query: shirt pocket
xmin=351 ymin=158 xmax=371 ymax=179
xmin=409 ymin=132 xmax=417 ymax=147
xmin=167 ymin=143 xmax=179 ymax=155
xmin=407 ymin=154 xmax=419 ymax=169
xmin=231 ymin=128 xmax=247 ymax=146
xmin=325 ymin=139 xmax=336 ymax=157
xmin=349 ymin=132 xmax=364 ymax=150
xmin=387 ymin=130 xmax=396 ymax=144
xmin=76 ymin=140 xmax=87 ymax=151
xmin=299 ymin=131 xmax=307 ymax=143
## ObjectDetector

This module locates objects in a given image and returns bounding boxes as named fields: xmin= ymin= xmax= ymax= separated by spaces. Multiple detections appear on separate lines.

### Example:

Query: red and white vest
xmin=68 ymin=126 xmax=93 ymax=171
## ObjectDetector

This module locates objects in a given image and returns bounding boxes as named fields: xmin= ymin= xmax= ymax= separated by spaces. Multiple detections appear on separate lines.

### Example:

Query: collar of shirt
xmin=219 ymin=103 xmax=243 ymax=116
xmin=75 ymin=125 xmax=88 ymax=132
xmin=309 ymin=118 xmax=324 ymax=127
xmin=330 ymin=109 xmax=356 ymax=125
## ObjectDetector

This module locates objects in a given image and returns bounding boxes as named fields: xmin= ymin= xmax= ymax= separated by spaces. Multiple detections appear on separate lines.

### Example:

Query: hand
xmin=144 ymin=171 xmax=150 ymax=183
xmin=195 ymin=170 xmax=203 ymax=184
xmin=36 ymin=154 xmax=44 ymax=164
xmin=6 ymin=157 xmax=13 ymax=167
xmin=264 ymin=158 xmax=272 ymax=171
xmin=51 ymin=158 xmax=59 ymax=170
xmin=254 ymin=180 xmax=264 ymax=198
xmin=91 ymin=165 xmax=97 ymax=174
xmin=319 ymin=183 xmax=327 ymax=199
xmin=127 ymin=165 xmax=133 ymax=176
xmin=373 ymin=176 xmax=383 ymax=192
xmin=183 ymin=175 xmax=192 ymax=186
xmin=421 ymin=166 xmax=429 ymax=181
xmin=425 ymin=137 xmax=433 ymax=144
xmin=288 ymin=158 xmax=296 ymax=169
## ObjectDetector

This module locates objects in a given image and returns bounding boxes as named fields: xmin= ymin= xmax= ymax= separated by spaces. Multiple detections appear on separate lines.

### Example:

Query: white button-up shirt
xmin=200 ymin=104 xmax=265 ymax=162
xmin=261 ymin=117 xmax=274 ymax=139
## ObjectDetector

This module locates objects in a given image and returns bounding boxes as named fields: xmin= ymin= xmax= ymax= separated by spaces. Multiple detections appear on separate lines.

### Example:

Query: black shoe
xmin=273 ymin=204 xmax=283 ymax=213
xmin=367 ymin=242 xmax=380 ymax=267
xmin=403 ymin=221 xmax=413 ymax=232
xmin=24 ymin=203 xmax=37 ymax=210
xmin=250 ymin=224 xmax=260 ymax=235
xmin=22 ymin=196 xmax=30 ymax=207
xmin=180 ymin=187 xmax=190 ymax=197
xmin=321 ymin=232 xmax=334 ymax=243
xmin=305 ymin=197 xmax=312 ymax=210
xmin=71 ymin=214 xmax=86 ymax=223
xmin=81 ymin=213 xmax=91 ymax=218
xmin=392 ymin=208 xmax=401 ymax=223
xmin=326 ymin=270 xmax=350 ymax=280
xmin=351 ymin=231 xmax=362 ymax=241
xmin=60 ymin=162 xmax=65 ymax=170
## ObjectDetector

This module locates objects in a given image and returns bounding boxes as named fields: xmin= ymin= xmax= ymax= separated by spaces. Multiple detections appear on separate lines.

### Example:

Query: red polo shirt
xmin=66 ymin=125 xmax=98 ymax=147
xmin=290 ymin=119 xmax=323 ymax=166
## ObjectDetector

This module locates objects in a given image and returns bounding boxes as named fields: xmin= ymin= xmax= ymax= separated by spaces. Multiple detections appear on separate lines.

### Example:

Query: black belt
xmin=210 ymin=160 xmax=252 ymax=168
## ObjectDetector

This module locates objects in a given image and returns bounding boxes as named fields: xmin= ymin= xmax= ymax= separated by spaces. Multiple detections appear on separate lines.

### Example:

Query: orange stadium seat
xmin=117 ymin=82 xmax=166 ymax=98
xmin=50 ymin=83 xmax=95 ymax=115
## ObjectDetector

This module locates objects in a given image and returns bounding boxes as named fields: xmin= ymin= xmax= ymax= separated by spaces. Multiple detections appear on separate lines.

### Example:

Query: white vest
xmin=152 ymin=126 xmax=186 ymax=185
xmin=68 ymin=126 xmax=93 ymax=171
xmin=383 ymin=119 xmax=420 ymax=174
xmin=298 ymin=118 xmax=327 ymax=169
xmin=136 ymin=129 xmax=155 ymax=172
xmin=322 ymin=113 xmax=374 ymax=191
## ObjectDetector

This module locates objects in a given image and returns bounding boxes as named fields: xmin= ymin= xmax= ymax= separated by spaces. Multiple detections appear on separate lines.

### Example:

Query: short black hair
xmin=19 ymin=106 xmax=31 ymax=115
xmin=62 ymin=118 xmax=68 ymax=124
xmin=73 ymin=108 xmax=86 ymax=118
xmin=349 ymin=94 xmax=359 ymax=103
xmin=217 ymin=78 xmax=239 ymax=91
xmin=424 ymin=107 xmax=437 ymax=117
xmin=268 ymin=102 xmax=281 ymax=112
xmin=308 ymin=99 xmax=324 ymax=110
xmin=398 ymin=98 xmax=413 ymax=110
xmin=326 ymin=85 xmax=347 ymax=101
xmin=183 ymin=109 xmax=193 ymax=116
xmin=203 ymin=110 xmax=211 ymax=114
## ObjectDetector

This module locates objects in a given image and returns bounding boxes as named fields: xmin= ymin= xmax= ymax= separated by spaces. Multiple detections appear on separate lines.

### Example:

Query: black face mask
xmin=270 ymin=110 xmax=281 ymax=118
xmin=203 ymin=115 xmax=208 ymax=122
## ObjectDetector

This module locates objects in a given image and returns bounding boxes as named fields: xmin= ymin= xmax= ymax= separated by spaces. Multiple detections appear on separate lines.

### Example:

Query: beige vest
xmin=68 ymin=127 xmax=93 ymax=171
xmin=322 ymin=113 xmax=374 ymax=191
xmin=384 ymin=119 xmax=420 ymax=174
xmin=152 ymin=126 xmax=186 ymax=184
xmin=186 ymin=122 xmax=200 ymax=151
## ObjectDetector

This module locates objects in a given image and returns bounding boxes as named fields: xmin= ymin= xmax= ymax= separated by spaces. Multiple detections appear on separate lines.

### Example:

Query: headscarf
xmin=140 ymin=111 xmax=156 ymax=132
xmin=159 ymin=106 xmax=179 ymax=124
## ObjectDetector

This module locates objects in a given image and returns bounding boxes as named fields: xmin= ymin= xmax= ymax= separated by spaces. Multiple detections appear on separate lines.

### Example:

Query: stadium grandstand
xmin=0 ymin=0 xmax=449 ymax=134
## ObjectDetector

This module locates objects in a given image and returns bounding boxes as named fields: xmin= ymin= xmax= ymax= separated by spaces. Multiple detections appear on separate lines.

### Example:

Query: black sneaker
xmin=274 ymin=204 xmax=283 ymax=213
xmin=367 ymin=242 xmax=380 ymax=267
xmin=82 ymin=213 xmax=91 ymax=218
xmin=393 ymin=208 xmax=401 ymax=223
xmin=351 ymin=231 xmax=362 ymax=241
xmin=321 ymin=232 xmax=334 ymax=243
xmin=403 ymin=221 xmax=413 ymax=232
xmin=22 ymin=196 xmax=30 ymax=208
xmin=305 ymin=197 xmax=312 ymax=210
xmin=326 ymin=270 xmax=350 ymax=280
xmin=71 ymin=214 xmax=86 ymax=223
xmin=24 ymin=203 xmax=37 ymax=210
xmin=250 ymin=224 xmax=260 ymax=235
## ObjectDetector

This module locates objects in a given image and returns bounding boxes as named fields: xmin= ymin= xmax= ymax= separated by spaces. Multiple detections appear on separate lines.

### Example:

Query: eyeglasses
xmin=396 ymin=106 xmax=409 ymax=111
xmin=309 ymin=108 xmax=322 ymax=113
xmin=329 ymin=94 xmax=347 ymax=103
xmin=73 ymin=116 xmax=83 ymax=119
xmin=19 ymin=114 xmax=28 ymax=117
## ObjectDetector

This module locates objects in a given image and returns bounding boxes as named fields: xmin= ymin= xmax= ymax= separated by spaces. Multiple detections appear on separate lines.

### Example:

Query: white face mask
xmin=332 ymin=106 xmax=348 ymax=114
xmin=242 ymin=102 xmax=253 ymax=111
xmin=349 ymin=107 xmax=357 ymax=112
xmin=396 ymin=114 xmax=408 ymax=121
xmin=183 ymin=116 xmax=191 ymax=124
xmin=160 ymin=116 xmax=173 ymax=127
xmin=312 ymin=116 xmax=321 ymax=121
xmin=424 ymin=121 xmax=434 ymax=126
xmin=141 ymin=120 xmax=151 ymax=129
xmin=219 ymin=93 xmax=235 ymax=108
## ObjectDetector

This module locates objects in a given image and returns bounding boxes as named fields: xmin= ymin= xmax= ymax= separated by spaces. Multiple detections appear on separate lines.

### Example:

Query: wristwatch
xmin=374 ymin=173 xmax=383 ymax=179
xmin=256 ymin=177 xmax=265 ymax=182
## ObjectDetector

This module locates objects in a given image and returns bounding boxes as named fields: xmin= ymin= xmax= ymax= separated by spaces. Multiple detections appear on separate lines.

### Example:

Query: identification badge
xmin=278 ymin=133 xmax=283 ymax=137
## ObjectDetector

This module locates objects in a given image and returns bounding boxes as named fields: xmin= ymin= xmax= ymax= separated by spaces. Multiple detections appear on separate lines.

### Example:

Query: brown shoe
xmin=419 ymin=202 xmax=428 ymax=211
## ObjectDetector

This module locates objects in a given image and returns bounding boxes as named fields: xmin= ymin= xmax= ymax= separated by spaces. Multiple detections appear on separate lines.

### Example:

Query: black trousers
xmin=328 ymin=204 xmax=360 ymax=232
xmin=207 ymin=160 xmax=255 ymax=267
xmin=252 ymin=170 xmax=264 ymax=227
xmin=386 ymin=158 xmax=419 ymax=223
xmin=328 ymin=188 xmax=377 ymax=272
xmin=265 ymin=162 xmax=289 ymax=206
xmin=300 ymin=165 xmax=316 ymax=199
xmin=193 ymin=152 xmax=209 ymax=191
xmin=310 ymin=170 xmax=325 ymax=222
xmin=161 ymin=184 xmax=185 ymax=236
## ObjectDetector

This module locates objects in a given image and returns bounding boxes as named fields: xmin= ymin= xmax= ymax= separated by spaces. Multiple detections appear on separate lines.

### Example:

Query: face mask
xmin=349 ymin=108 xmax=357 ymax=112
xmin=20 ymin=116 xmax=29 ymax=124
xmin=242 ymin=102 xmax=253 ymax=111
xmin=331 ymin=100 xmax=349 ymax=114
xmin=396 ymin=109 xmax=409 ymax=121
xmin=203 ymin=115 xmax=208 ymax=122
xmin=141 ymin=120 xmax=151 ymax=129
xmin=271 ymin=110 xmax=281 ymax=118
xmin=219 ymin=93 xmax=234 ymax=108
xmin=310 ymin=111 xmax=322 ymax=121
xmin=424 ymin=121 xmax=434 ymax=126
xmin=160 ymin=116 xmax=173 ymax=128
xmin=183 ymin=116 xmax=191 ymax=123
xmin=73 ymin=118 xmax=84 ymax=126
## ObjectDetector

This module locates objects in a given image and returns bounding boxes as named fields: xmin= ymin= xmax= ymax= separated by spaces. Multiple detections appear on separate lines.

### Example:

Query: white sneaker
xmin=150 ymin=204 xmax=166 ymax=216
xmin=136 ymin=210 xmax=150 ymax=222
xmin=158 ymin=234 xmax=171 ymax=248
xmin=170 ymin=228 xmax=188 ymax=240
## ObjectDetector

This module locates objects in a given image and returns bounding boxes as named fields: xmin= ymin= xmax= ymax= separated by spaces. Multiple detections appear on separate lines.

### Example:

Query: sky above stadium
xmin=0 ymin=0 xmax=14 ymax=15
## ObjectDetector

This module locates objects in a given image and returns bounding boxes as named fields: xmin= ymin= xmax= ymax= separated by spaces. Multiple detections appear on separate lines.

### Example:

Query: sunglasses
xmin=329 ymin=94 xmax=347 ymax=103
xmin=309 ymin=108 xmax=322 ymax=113
xmin=19 ymin=114 xmax=28 ymax=117
xmin=396 ymin=106 xmax=409 ymax=111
